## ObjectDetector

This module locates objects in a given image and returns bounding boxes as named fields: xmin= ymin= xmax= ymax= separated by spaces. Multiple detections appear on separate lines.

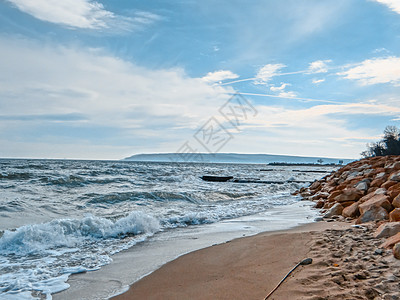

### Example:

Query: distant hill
xmin=123 ymin=153 xmax=354 ymax=165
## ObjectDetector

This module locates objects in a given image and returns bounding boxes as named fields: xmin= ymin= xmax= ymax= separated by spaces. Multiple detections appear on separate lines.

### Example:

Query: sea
xmin=0 ymin=159 xmax=338 ymax=299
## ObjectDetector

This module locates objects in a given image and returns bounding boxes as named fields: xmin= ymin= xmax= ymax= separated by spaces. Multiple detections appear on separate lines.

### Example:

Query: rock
xmin=311 ymin=192 xmax=330 ymax=200
xmin=393 ymin=243 xmax=400 ymax=259
xmin=371 ymin=177 xmax=387 ymax=188
xmin=354 ymin=180 xmax=370 ymax=192
xmin=334 ymin=188 xmax=364 ymax=203
xmin=324 ymin=203 xmax=344 ymax=218
xmin=374 ymin=248 xmax=384 ymax=255
xmin=309 ymin=180 xmax=321 ymax=190
xmin=359 ymin=194 xmax=392 ymax=214
xmin=374 ymin=222 xmax=400 ymax=238
xmin=389 ymin=208 xmax=400 ymax=222
xmin=393 ymin=195 xmax=400 ymax=208
xmin=388 ymin=161 xmax=400 ymax=171
xmin=341 ymin=201 xmax=356 ymax=208
xmin=381 ymin=232 xmax=400 ymax=248
xmin=375 ymin=171 xmax=387 ymax=179
xmin=357 ymin=206 xmax=389 ymax=224
xmin=359 ymin=192 xmax=378 ymax=203
xmin=382 ymin=180 xmax=398 ymax=190
xmin=388 ymin=183 xmax=400 ymax=200
xmin=327 ymin=190 xmax=342 ymax=202
xmin=315 ymin=200 xmax=324 ymax=209
xmin=374 ymin=188 xmax=387 ymax=195
xmin=390 ymin=171 xmax=400 ymax=182
xmin=342 ymin=202 xmax=360 ymax=218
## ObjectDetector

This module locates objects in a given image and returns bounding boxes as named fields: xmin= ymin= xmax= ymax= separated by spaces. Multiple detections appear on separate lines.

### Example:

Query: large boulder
xmin=356 ymin=206 xmax=389 ymax=224
xmin=382 ymin=180 xmax=398 ymax=190
xmin=309 ymin=180 xmax=321 ymax=191
xmin=388 ymin=183 xmax=400 ymax=200
xmin=324 ymin=203 xmax=344 ymax=218
xmin=374 ymin=222 xmax=400 ymax=238
xmin=389 ymin=208 xmax=400 ymax=222
xmin=342 ymin=202 xmax=360 ymax=218
xmin=334 ymin=188 xmax=364 ymax=203
xmin=370 ymin=176 xmax=387 ymax=188
xmin=381 ymin=232 xmax=400 ymax=248
xmin=359 ymin=194 xmax=392 ymax=215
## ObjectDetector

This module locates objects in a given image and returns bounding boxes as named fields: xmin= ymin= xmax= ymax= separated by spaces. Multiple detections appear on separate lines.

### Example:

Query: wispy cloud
xmin=307 ymin=60 xmax=332 ymax=73
xmin=270 ymin=83 xmax=290 ymax=92
xmin=338 ymin=56 xmax=400 ymax=85
xmin=374 ymin=0 xmax=400 ymax=14
xmin=254 ymin=63 xmax=286 ymax=85
xmin=202 ymin=70 xmax=239 ymax=83
xmin=6 ymin=0 xmax=161 ymax=31
xmin=312 ymin=78 xmax=326 ymax=84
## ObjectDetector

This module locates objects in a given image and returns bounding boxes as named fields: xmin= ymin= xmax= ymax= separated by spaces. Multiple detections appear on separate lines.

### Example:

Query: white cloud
xmin=312 ymin=78 xmax=325 ymax=84
xmin=254 ymin=63 xmax=286 ymax=84
xmin=202 ymin=70 xmax=239 ymax=82
xmin=6 ymin=0 xmax=160 ymax=30
xmin=338 ymin=56 xmax=400 ymax=85
xmin=270 ymin=83 xmax=290 ymax=92
xmin=307 ymin=60 xmax=331 ymax=74
xmin=278 ymin=91 xmax=297 ymax=98
xmin=0 ymin=37 xmax=236 ymax=158
xmin=374 ymin=0 xmax=400 ymax=14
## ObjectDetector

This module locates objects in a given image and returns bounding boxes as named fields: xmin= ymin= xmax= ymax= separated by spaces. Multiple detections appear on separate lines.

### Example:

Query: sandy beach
xmin=114 ymin=220 xmax=395 ymax=300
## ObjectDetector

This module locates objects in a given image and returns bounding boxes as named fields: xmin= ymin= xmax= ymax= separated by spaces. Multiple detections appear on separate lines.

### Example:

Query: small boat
xmin=201 ymin=175 xmax=233 ymax=182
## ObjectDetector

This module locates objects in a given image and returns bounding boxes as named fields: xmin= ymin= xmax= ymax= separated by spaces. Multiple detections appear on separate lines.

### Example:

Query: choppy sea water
xmin=0 ymin=159 xmax=335 ymax=299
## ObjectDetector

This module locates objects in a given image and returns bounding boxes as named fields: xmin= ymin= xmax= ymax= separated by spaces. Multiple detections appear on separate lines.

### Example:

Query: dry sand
xmin=112 ymin=221 xmax=400 ymax=300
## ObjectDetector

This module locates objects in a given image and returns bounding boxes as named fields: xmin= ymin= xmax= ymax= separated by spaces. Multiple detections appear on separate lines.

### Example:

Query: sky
xmin=0 ymin=0 xmax=400 ymax=160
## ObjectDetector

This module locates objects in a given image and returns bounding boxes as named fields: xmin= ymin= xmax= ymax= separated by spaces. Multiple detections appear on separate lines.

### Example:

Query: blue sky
xmin=1 ymin=0 xmax=400 ymax=159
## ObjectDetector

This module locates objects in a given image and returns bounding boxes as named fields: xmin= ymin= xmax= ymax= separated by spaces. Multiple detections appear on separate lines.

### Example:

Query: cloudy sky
xmin=1 ymin=0 xmax=400 ymax=159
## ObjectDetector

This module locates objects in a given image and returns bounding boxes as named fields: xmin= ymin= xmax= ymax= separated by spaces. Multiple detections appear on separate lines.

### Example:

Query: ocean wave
xmin=0 ymin=172 xmax=32 ymax=180
xmin=0 ymin=212 xmax=160 ymax=255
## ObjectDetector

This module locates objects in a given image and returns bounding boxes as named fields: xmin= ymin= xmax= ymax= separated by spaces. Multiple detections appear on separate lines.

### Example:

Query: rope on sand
xmin=264 ymin=258 xmax=313 ymax=300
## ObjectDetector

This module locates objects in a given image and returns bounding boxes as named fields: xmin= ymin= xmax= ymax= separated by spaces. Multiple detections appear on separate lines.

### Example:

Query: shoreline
xmin=114 ymin=220 xmax=400 ymax=300
xmin=113 ymin=221 xmax=351 ymax=300
xmin=54 ymin=202 xmax=320 ymax=300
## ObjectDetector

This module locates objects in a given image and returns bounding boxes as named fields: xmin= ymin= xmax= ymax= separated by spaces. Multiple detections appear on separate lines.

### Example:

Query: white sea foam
xmin=0 ymin=212 xmax=160 ymax=299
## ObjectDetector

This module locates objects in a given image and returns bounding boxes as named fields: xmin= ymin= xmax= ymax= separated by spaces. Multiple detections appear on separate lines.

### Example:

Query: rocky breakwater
xmin=297 ymin=155 xmax=400 ymax=260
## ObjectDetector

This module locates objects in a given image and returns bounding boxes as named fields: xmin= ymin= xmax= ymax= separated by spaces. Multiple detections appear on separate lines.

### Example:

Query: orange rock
xmin=367 ymin=187 xmax=378 ymax=195
xmin=359 ymin=194 xmax=392 ymax=214
xmin=382 ymin=180 xmax=398 ymax=190
xmin=359 ymin=192 xmax=377 ymax=204
xmin=327 ymin=190 xmax=343 ymax=202
xmin=374 ymin=222 xmax=400 ymax=238
xmin=341 ymin=201 xmax=356 ymax=208
xmin=393 ymin=195 xmax=400 ymax=208
xmin=393 ymin=243 xmax=400 ymax=259
xmin=357 ymin=206 xmax=389 ymax=224
xmin=342 ymin=202 xmax=360 ymax=218
xmin=309 ymin=180 xmax=321 ymax=191
xmin=381 ymin=232 xmax=400 ymax=248
xmin=388 ymin=183 xmax=400 ymax=200
xmin=389 ymin=208 xmax=400 ymax=222
xmin=334 ymin=188 xmax=364 ymax=203
xmin=370 ymin=177 xmax=386 ymax=188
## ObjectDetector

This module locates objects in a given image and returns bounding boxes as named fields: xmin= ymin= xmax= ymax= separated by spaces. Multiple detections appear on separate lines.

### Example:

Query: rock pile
xmin=297 ymin=155 xmax=400 ymax=260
